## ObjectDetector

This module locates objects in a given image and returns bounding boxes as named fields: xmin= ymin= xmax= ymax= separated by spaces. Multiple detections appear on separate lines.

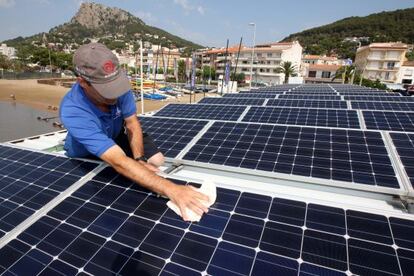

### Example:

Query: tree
xmin=276 ymin=61 xmax=297 ymax=84
xmin=0 ymin=54 xmax=12 ymax=70
xmin=230 ymin=72 xmax=245 ymax=83
xmin=202 ymin=65 xmax=215 ymax=80
xmin=407 ymin=51 xmax=414 ymax=62
xmin=332 ymin=65 xmax=356 ymax=83
xmin=178 ymin=60 xmax=186 ymax=81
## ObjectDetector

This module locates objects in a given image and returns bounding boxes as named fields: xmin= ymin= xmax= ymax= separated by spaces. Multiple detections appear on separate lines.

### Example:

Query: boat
xmin=143 ymin=93 xmax=167 ymax=100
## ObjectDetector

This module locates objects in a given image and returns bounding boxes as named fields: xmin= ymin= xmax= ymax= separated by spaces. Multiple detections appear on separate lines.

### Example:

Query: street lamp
xmin=248 ymin=22 xmax=256 ymax=90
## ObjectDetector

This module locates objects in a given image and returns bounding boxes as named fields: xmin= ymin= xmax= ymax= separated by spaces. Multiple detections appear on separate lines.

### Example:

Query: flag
xmin=225 ymin=62 xmax=230 ymax=85
xmin=173 ymin=58 xmax=178 ymax=80
xmin=191 ymin=54 xmax=196 ymax=89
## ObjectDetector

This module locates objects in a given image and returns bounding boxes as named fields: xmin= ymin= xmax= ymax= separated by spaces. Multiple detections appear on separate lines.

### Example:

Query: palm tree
xmin=276 ymin=61 xmax=297 ymax=84
xmin=332 ymin=65 xmax=356 ymax=84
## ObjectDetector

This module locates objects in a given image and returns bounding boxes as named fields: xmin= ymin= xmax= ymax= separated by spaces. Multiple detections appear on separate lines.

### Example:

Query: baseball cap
xmin=73 ymin=43 xmax=131 ymax=99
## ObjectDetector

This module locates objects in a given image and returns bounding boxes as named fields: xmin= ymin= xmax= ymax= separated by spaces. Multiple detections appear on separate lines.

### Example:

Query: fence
xmin=0 ymin=71 xmax=62 ymax=80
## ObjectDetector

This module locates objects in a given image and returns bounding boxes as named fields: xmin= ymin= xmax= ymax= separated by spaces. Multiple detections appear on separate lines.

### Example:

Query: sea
xmin=0 ymin=101 xmax=60 ymax=142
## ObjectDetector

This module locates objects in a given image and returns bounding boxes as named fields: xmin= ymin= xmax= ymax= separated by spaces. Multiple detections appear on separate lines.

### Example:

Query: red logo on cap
xmin=103 ymin=60 xmax=116 ymax=73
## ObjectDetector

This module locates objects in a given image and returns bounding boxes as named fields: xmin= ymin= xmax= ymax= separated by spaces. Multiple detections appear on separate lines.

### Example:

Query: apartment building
xmin=355 ymin=42 xmax=408 ymax=84
xmin=0 ymin=44 xmax=16 ymax=59
xmin=302 ymin=55 xmax=345 ymax=66
xmin=398 ymin=61 xmax=414 ymax=86
xmin=304 ymin=64 xmax=342 ymax=83
xmin=197 ymin=41 xmax=303 ymax=85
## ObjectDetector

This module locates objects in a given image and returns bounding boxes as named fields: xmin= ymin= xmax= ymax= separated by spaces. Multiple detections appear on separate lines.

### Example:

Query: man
xmin=60 ymin=43 xmax=208 ymax=221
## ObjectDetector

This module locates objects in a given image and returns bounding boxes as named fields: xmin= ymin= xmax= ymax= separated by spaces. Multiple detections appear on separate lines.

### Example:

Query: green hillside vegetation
xmin=283 ymin=8 xmax=414 ymax=59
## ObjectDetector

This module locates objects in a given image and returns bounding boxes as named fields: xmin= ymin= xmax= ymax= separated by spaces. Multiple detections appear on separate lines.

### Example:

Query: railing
xmin=0 ymin=71 xmax=62 ymax=80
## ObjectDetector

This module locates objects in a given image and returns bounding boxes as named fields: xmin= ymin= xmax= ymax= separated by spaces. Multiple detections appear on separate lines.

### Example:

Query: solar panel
xmin=1 ymin=170 xmax=413 ymax=276
xmin=266 ymin=99 xmax=348 ymax=109
xmin=340 ymin=93 xmax=401 ymax=97
xmin=223 ymin=93 xmax=278 ymax=99
xmin=198 ymin=97 xmax=265 ymax=106
xmin=345 ymin=96 xmax=410 ymax=102
xmin=139 ymin=117 xmax=208 ymax=158
xmin=0 ymin=144 xmax=99 ymax=239
xmin=390 ymin=133 xmax=414 ymax=189
xmin=363 ymin=111 xmax=414 ymax=132
xmin=242 ymin=107 xmax=360 ymax=129
xmin=183 ymin=122 xmax=401 ymax=190
xmin=154 ymin=104 xmax=247 ymax=121
xmin=351 ymin=101 xmax=414 ymax=111
xmin=279 ymin=95 xmax=342 ymax=100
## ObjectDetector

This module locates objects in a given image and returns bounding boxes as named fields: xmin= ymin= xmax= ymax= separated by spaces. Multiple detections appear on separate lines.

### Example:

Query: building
xmin=302 ymin=55 xmax=345 ymax=66
xmin=397 ymin=61 xmax=414 ymax=87
xmin=197 ymin=41 xmax=303 ymax=85
xmin=304 ymin=64 xmax=342 ymax=83
xmin=0 ymin=44 xmax=16 ymax=59
xmin=355 ymin=42 xmax=408 ymax=84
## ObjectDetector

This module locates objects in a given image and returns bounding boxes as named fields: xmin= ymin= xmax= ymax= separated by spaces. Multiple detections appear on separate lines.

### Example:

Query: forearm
xmin=112 ymin=154 xmax=173 ymax=196
xmin=126 ymin=120 xmax=144 ymax=158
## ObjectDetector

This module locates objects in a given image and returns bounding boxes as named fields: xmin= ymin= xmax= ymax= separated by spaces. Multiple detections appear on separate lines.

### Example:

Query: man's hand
xmin=166 ymin=184 xmax=210 ymax=221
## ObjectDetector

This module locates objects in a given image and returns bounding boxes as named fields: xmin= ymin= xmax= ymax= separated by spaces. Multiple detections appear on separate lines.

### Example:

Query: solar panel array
xmin=266 ymin=99 xmax=348 ymax=109
xmin=139 ymin=117 xmax=208 ymax=158
xmin=155 ymin=104 xmax=247 ymax=121
xmin=2 ymin=168 xmax=414 ymax=276
xmin=0 ymin=145 xmax=99 ymax=240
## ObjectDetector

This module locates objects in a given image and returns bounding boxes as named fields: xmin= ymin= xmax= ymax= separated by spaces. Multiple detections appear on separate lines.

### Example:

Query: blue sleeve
xmin=119 ymin=91 xmax=137 ymax=118
xmin=61 ymin=105 xmax=115 ymax=157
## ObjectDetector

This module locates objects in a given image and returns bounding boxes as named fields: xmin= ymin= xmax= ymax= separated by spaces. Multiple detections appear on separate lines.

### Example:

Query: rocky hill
xmin=3 ymin=2 xmax=202 ymax=52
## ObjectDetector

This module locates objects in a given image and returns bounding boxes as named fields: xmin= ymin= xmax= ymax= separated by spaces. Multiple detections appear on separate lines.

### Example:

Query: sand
xmin=0 ymin=79 xmax=217 ymax=115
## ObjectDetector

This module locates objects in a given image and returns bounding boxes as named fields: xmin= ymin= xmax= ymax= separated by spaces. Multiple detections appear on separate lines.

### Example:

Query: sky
xmin=0 ymin=0 xmax=413 ymax=47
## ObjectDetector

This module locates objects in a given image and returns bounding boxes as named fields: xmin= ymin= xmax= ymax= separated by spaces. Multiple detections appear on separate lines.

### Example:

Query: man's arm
xmin=101 ymin=145 xmax=209 ymax=221
xmin=124 ymin=114 xmax=144 ymax=159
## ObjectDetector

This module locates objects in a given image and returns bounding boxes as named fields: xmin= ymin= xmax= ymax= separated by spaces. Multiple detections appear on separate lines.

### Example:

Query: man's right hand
xmin=165 ymin=183 xmax=210 ymax=221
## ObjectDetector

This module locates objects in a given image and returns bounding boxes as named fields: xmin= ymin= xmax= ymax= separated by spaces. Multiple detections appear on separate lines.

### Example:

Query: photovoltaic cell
xmin=390 ymin=132 xmax=414 ymax=189
xmin=198 ymin=97 xmax=265 ymax=106
xmin=154 ymin=104 xmax=247 ymax=121
xmin=266 ymin=99 xmax=348 ymax=109
xmin=351 ymin=101 xmax=414 ymax=111
xmin=242 ymin=106 xmax=360 ymax=128
xmin=1 ymin=169 xmax=412 ymax=275
xmin=363 ymin=111 xmax=414 ymax=132
xmin=345 ymin=96 xmax=412 ymax=102
xmin=279 ymin=95 xmax=342 ymax=100
xmin=0 ymin=144 xmax=98 ymax=239
xmin=139 ymin=116 xmax=208 ymax=158
xmin=183 ymin=122 xmax=400 ymax=189
xmin=223 ymin=93 xmax=279 ymax=99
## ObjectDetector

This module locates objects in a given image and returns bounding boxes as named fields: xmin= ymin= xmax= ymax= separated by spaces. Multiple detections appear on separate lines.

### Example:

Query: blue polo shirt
xmin=60 ymin=83 xmax=136 ymax=158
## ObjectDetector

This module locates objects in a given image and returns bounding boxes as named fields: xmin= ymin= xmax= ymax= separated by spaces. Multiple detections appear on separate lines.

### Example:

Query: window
xmin=267 ymin=53 xmax=272 ymax=57
xmin=321 ymin=71 xmax=331 ymax=78
xmin=257 ymin=53 xmax=262 ymax=58
xmin=385 ymin=72 xmax=390 ymax=80
xmin=402 ymin=79 xmax=413 ymax=84
xmin=266 ymin=69 xmax=270 ymax=72
xmin=387 ymin=62 xmax=395 ymax=69
xmin=308 ymin=71 xmax=317 ymax=78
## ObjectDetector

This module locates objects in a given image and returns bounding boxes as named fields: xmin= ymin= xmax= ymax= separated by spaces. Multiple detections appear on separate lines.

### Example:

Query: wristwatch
xmin=135 ymin=156 xmax=147 ymax=162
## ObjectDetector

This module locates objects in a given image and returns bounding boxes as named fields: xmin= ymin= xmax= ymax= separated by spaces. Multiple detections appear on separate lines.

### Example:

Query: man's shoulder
xmin=61 ymin=84 xmax=87 ymax=110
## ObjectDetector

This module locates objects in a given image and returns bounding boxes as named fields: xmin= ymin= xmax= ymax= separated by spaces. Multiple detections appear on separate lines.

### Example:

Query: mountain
xmin=2 ymin=2 xmax=202 ymax=52
xmin=283 ymin=7 xmax=414 ymax=59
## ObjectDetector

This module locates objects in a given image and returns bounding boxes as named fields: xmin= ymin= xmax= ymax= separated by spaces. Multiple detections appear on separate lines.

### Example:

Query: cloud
xmin=173 ymin=0 xmax=205 ymax=15
xmin=134 ymin=11 xmax=158 ymax=24
xmin=0 ymin=0 xmax=15 ymax=8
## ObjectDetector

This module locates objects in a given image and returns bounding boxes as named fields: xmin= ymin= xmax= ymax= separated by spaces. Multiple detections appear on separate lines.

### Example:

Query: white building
xmin=302 ymin=55 xmax=345 ymax=66
xmin=304 ymin=64 xmax=342 ymax=83
xmin=355 ymin=42 xmax=408 ymax=84
xmin=0 ymin=44 xmax=16 ymax=59
xmin=397 ymin=61 xmax=414 ymax=87
xmin=199 ymin=41 xmax=303 ymax=85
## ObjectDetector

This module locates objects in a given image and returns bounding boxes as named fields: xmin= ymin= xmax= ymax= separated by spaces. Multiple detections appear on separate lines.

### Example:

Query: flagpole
xmin=221 ymin=39 xmax=229 ymax=95
xmin=231 ymin=36 xmax=243 ymax=92
xmin=140 ymin=40 xmax=144 ymax=114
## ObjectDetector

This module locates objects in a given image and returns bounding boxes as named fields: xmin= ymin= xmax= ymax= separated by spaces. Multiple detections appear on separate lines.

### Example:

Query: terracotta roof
xmin=309 ymin=64 xmax=341 ymax=71
xmin=403 ymin=61 xmax=414 ymax=67
xmin=369 ymin=42 xmax=408 ymax=49
xmin=205 ymin=45 xmax=244 ymax=55
xmin=304 ymin=55 xmax=337 ymax=61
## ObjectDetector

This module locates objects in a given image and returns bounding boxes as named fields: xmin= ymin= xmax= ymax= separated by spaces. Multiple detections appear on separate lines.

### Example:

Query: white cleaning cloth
xmin=167 ymin=180 xmax=217 ymax=222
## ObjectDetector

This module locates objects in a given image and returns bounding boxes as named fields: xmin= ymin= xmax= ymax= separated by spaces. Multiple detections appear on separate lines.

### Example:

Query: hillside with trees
xmin=283 ymin=7 xmax=414 ymax=59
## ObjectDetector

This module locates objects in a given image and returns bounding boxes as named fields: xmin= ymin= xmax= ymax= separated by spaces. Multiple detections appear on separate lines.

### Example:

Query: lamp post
xmin=248 ymin=22 xmax=256 ymax=90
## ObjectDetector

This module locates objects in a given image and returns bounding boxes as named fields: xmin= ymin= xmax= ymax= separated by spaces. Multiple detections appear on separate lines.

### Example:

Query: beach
xmin=0 ymin=79 xmax=216 ymax=115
